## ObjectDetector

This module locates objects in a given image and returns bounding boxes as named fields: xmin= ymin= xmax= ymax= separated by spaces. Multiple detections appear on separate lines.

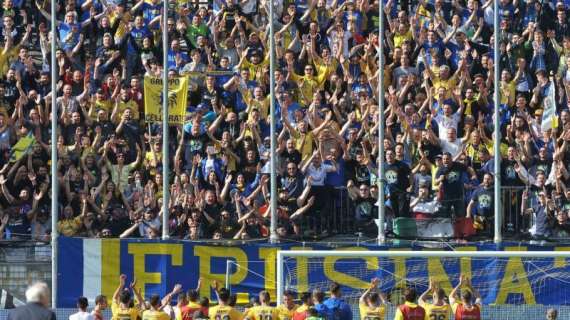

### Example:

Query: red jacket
xmin=454 ymin=303 xmax=481 ymax=320
xmin=399 ymin=303 xmax=426 ymax=320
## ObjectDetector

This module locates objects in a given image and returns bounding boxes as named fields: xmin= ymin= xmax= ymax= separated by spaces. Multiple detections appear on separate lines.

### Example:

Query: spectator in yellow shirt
xmin=112 ymin=86 xmax=140 ymax=122
xmin=308 ymin=41 xmax=339 ymax=87
xmin=56 ymin=204 xmax=83 ymax=236
xmin=237 ymin=47 xmax=269 ymax=83
xmin=287 ymin=62 xmax=320 ymax=107
xmin=281 ymin=105 xmax=333 ymax=161
xmin=499 ymin=69 xmax=516 ymax=107
xmin=144 ymin=139 xmax=162 ymax=178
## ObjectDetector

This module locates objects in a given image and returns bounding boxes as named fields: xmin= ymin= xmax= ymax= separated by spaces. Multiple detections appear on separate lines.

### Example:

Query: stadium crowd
xmin=1 ymin=0 xmax=570 ymax=241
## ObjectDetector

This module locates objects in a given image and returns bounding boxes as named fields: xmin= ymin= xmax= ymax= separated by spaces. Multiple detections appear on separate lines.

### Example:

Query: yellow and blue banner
xmin=9 ymin=133 xmax=35 ymax=163
xmin=57 ymin=238 xmax=570 ymax=307
xmin=144 ymin=76 xmax=189 ymax=124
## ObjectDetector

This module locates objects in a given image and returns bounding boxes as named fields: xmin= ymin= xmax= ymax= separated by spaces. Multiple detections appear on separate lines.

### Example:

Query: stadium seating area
xmin=0 ymin=0 xmax=568 ymax=242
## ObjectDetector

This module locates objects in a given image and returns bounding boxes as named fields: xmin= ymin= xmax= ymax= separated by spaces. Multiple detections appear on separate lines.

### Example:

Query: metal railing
xmin=0 ymin=243 xmax=51 ymax=304
xmin=384 ymin=186 xmax=570 ymax=241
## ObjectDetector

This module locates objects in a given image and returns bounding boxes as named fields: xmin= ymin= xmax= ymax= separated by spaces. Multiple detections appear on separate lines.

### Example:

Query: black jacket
xmin=7 ymin=303 xmax=56 ymax=320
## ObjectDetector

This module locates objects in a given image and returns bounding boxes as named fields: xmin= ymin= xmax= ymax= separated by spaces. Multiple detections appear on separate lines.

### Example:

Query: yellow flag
xmin=10 ymin=133 xmax=35 ymax=162
xmin=144 ymin=76 xmax=189 ymax=124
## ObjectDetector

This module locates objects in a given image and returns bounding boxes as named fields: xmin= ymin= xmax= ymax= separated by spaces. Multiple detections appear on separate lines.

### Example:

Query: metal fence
xmin=0 ymin=243 xmax=51 ymax=303
xmin=383 ymin=186 xmax=569 ymax=241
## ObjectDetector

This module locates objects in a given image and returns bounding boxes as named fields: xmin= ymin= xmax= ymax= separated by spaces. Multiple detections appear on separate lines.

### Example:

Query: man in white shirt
xmin=69 ymin=297 xmax=94 ymax=320
xmin=434 ymin=103 xmax=462 ymax=141
xmin=439 ymin=128 xmax=462 ymax=157
xmin=303 ymin=151 xmax=337 ymax=186
xmin=301 ymin=151 xmax=337 ymax=234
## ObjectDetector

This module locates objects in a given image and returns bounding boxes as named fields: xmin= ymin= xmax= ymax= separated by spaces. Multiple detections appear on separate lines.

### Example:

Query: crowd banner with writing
xmin=144 ymin=76 xmax=188 ymax=124
xmin=57 ymin=237 xmax=570 ymax=308
xmin=541 ymin=80 xmax=558 ymax=132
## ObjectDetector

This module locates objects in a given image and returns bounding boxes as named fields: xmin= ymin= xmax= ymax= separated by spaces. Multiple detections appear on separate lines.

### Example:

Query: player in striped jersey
xmin=359 ymin=278 xmax=387 ymax=320
xmin=244 ymin=291 xmax=278 ymax=320
xmin=418 ymin=279 xmax=451 ymax=320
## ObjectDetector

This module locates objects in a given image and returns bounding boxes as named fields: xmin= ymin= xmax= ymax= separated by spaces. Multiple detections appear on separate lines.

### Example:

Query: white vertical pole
xmin=225 ymin=260 xmax=231 ymax=290
xmin=276 ymin=251 xmax=284 ymax=305
xmin=493 ymin=0 xmax=502 ymax=244
xmin=50 ymin=0 xmax=58 ymax=308
xmin=269 ymin=0 xmax=278 ymax=243
xmin=162 ymin=0 xmax=170 ymax=240
xmin=377 ymin=0 xmax=385 ymax=244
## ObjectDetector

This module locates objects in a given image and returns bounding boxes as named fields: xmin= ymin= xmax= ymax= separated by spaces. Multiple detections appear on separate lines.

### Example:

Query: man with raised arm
xmin=393 ymin=288 xmax=425 ymax=320
xmin=449 ymin=275 xmax=482 ymax=320
xmin=208 ymin=288 xmax=243 ymax=320
xmin=418 ymin=279 xmax=451 ymax=320
xmin=178 ymin=277 xmax=203 ymax=320
xmin=359 ymin=278 xmax=388 ymax=320
xmin=111 ymin=275 xmax=144 ymax=320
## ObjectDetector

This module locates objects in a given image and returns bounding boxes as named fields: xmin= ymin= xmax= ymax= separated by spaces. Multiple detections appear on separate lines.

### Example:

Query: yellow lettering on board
xmin=259 ymin=248 xmax=278 ymax=300
xmin=554 ymin=247 xmax=570 ymax=268
xmin=101 ymin=239 xmax=121 ymax=302
xmin=127 ymin=243 xmax=183 ymax=299
xmin=194 ymin=246 xmax=249 ymax=302
xmin=494 ymin=247 xmax=536 ymax=304
xmin=290 ymin=247 xmax=312 ymax=294
xmin=323 ymin=247 xmax=377 ymax=290
xmin=427 ymin=255 xmax=453 ymax=295
xmin=259 ymin=247 xmax=313 ymax=303
xmin=425 ymin=247 xmax=474 ymax=295
xmin=454 ymin=246 xmax=475 ymax=280
xmin=390 ymin=248 xmax=410 ymax=289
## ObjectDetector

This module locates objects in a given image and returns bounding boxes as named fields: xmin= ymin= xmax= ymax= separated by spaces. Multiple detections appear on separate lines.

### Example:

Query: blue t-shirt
xmin=471 ymin=186 xmax=493 ymax=217
xmin=130 ymin=26 xmax=152 ymax=54
xmin=325 ymin=158 xmax=346 ymax=187
xmin=77 ymin=0 xmax=103 ymax=21
xmin=167 ymin=50 xmax=189 ymax=70
xmin=323 ymin=297 xmax=353 ymax=320
xmin=141 ymin=2 xmax=162 ymax=28
xmin=343 ymin=11 xmax=363 ymax=32
xmin=423 ymin=40 xmax=445 ymax=65
xmin=58 ymin=23 xmax=81 ymax=51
